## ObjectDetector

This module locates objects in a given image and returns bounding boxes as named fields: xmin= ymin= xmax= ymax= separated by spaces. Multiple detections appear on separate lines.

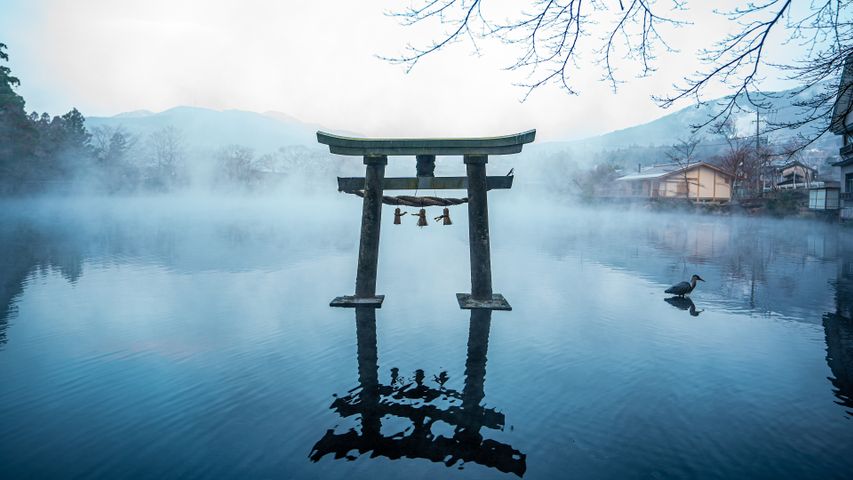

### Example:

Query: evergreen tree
xmin=0 ymin=42 xmax=37 ymax=191
xmin=59 ymin=108 xmax=91 ymax=153
xmin=0 ymin=43 xmax=24 ymax=111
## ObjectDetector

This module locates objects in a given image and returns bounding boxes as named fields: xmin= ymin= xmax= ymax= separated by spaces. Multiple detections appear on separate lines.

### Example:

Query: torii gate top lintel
xmin=316 ymin=130 xmax=536 ymax=156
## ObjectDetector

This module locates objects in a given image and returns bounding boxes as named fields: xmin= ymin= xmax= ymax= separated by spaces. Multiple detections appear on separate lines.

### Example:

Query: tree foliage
xmin=1 ymin=43 xmax=149 ymax=193
xmin=0 ymin=42 xmax=36 ymax=187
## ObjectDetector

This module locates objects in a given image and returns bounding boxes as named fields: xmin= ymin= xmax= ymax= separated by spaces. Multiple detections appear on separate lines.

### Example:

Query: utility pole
xmin=755 ymin=110 xmax=762 ymax=197
xmin=755 ymin=110 xmax=760 ymax=152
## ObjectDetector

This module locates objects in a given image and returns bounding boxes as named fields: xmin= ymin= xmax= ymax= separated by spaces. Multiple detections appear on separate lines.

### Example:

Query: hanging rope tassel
xmin=416 ymin=208 xmax=428 ymax=227
xmin=393 ymin=208 xmax=407 ymax=225
xmin=434 ymin=207 xmax=452 ymax=225
xmin=344 ymin=190 xmax=467 ymax=207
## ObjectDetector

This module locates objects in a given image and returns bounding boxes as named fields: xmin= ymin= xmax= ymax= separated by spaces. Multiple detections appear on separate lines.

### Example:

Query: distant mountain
xmin=88 ymin=82 xmax=841 ymax=162
xmin=112 ymin=110 xmax=154 ymax=118
xmin=86 ymin=106 xmax=347 ymax=152
xmin=567 ymin=82 xmax=840 ymax=151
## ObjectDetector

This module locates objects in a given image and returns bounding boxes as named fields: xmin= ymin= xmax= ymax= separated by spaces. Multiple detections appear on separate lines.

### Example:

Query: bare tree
xmin=716 ymin=119 xmax=754 ymax=199
xmin=90 ymin=125 xmax=114 ymax=161
xmin=666 ymin=135 xmax=701 ymax=199
xmin=216 ymin=145 xmax=258 ymax=185
xmin=749 ymin=143 xmax=775 ymax=196
xmin=148 ymin=126 xmax=185 ymax=188
xmin=91 ymin=125 xmax=137 ymax=164
xmin=715 ymin=117 xmax=777 ymax=198
xmin=386 ymin=1 xmax=853 ymax=149
xmin=571 ymin=161 xmax=622 ymax=198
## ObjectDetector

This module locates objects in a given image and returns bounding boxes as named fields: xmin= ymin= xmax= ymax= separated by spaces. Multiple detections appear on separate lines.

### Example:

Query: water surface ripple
xmin=0 ymin=196 xmax=851 ymax=479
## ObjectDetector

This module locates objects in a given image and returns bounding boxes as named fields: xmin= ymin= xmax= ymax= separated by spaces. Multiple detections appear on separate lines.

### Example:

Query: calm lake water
xmin=1 ymin=192 xmax=852 ymax=479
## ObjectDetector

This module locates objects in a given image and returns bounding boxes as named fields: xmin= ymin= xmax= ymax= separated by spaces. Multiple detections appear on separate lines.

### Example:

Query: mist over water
xmin=1 ymin=188 xmax=852 ymax=479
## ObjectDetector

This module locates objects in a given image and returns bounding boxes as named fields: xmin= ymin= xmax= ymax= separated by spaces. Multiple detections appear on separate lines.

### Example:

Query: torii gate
xmin=317 ymin=130 xmax=536 ymax=310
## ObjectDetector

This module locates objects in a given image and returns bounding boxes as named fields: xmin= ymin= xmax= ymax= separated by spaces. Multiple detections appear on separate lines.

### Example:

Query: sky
xmin=0 ymin=0 xmax=805 ymax=141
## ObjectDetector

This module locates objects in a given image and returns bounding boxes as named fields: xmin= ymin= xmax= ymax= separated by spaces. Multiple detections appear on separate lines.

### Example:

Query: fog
xmin=2 ymin=189 xmax=848 ymax=318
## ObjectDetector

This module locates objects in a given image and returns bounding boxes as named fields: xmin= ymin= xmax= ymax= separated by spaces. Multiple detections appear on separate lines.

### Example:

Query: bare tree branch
xmin=666 ymin=135 xmax=702 ymax=199
xmin=385 ymin=0 xmax=853 ymax=150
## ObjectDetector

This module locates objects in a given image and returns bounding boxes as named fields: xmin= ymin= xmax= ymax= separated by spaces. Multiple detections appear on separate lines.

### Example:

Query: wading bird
xmin=665 ymin=275 xmax=705 ymax=297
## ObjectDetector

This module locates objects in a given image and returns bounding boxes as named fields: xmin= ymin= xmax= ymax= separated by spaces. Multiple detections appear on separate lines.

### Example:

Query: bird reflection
xmin=309 ymin=308 xmax=526 ymax=477
xmin=664 ymin=296 xmax=703 ymax=316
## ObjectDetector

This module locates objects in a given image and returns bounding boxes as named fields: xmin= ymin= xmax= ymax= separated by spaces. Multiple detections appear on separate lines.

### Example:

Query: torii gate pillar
xmin=457 ymin=154 xmax=507 ymax=310
xmin=354 ymin=156 xmax=387 ymax=301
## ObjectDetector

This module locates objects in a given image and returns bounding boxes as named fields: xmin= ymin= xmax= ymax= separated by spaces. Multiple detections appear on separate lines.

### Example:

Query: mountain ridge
xmin=87 ymin=83 xmax=840 ymax=156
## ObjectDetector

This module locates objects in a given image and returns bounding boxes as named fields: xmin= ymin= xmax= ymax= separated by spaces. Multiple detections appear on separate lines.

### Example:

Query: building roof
xmin=616 ymin=164 xmax=679 ymax=180
xmin=616 ymin=162 xmax=732 ymax=182
xmin=830 ymin=52 xmax=853 ymax=134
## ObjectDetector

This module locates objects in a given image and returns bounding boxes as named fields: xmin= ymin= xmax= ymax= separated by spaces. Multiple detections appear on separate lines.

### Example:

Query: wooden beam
xmin=337 ymin=176 xmax=513 ymax=191
xmin=317 ymin=130 xmax=536 ymax=156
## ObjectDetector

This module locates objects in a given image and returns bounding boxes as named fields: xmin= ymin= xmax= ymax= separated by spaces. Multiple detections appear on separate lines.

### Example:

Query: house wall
xmin=695 ymin=165 xmax=732 ymax=200
xmin=810 ymin=189 xmax=840 ymax=210
xmin=655 ymin=165 xmax=731 ymax=201
xmin=656 ymin=178 xmax=681 ymax=198
xmin=614 ymin=179 xmax=652 ymax=197
xmin=781 ymin=165 xmax=814 ymax=181
xmin=835 ymin=68 xmax=853 ymax=219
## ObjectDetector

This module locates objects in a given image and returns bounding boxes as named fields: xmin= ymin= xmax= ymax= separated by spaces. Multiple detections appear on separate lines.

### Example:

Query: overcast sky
xmin=1 ymin=0 xmax=804 ymax=141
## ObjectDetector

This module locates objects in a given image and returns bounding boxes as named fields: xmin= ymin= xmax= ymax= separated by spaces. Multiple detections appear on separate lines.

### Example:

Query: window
xmin=846 ymin=173 xmax=853 ymax=193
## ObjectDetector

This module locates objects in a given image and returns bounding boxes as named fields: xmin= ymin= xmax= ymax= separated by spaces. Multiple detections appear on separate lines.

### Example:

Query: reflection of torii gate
xmin=317 ymin=130 xmax=536 ymax=310
xmin=309 ymin=308 xmax=526 ymax=476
